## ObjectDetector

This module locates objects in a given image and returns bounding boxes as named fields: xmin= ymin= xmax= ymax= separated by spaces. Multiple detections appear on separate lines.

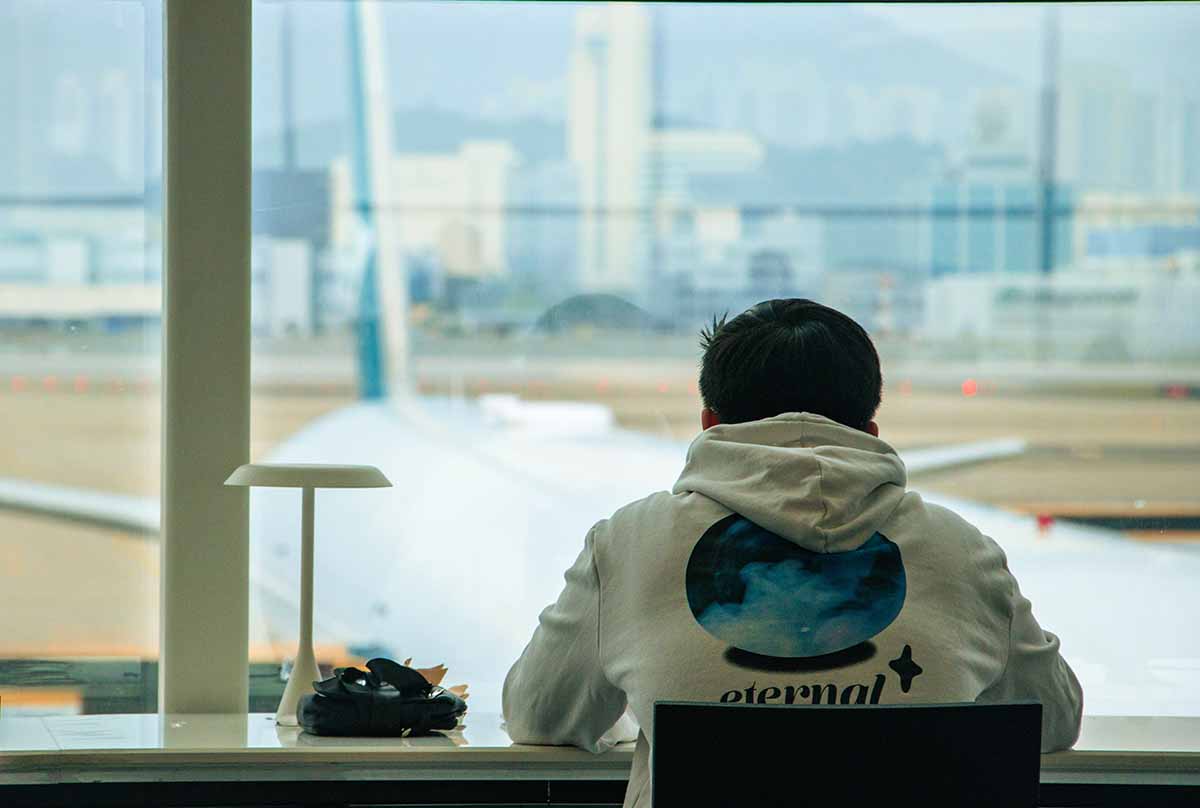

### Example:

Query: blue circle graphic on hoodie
xmin=686 ymin=514 xmax=906 ymax=658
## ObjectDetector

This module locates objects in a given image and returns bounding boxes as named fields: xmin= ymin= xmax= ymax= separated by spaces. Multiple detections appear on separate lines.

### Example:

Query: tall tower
xmin=568 ymin=5 xmax=651 ymax=295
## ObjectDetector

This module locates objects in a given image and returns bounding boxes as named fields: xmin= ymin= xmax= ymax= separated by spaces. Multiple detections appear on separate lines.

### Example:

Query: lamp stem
xmin=300 ymin=486 xmax=314 ymax=650
xmin=276 ymin=486 xmax=321 ymax=725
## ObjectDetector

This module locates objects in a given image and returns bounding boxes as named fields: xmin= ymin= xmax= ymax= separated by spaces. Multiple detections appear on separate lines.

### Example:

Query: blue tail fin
xmin=347 ymin=3 xmax=387 ymax=401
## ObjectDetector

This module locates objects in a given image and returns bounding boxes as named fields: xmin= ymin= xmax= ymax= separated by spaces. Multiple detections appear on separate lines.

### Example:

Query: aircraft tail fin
xmin=347 ymin=2 xmax=409 ymax=401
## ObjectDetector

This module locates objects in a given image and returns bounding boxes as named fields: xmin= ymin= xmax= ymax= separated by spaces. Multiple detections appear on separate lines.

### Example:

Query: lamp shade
xmin=224 ymin=463 xmax=392 ymax=489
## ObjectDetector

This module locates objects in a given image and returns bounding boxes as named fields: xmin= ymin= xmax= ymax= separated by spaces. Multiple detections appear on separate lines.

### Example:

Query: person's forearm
xmin=502 ymin=528 xmax=627 ymax=751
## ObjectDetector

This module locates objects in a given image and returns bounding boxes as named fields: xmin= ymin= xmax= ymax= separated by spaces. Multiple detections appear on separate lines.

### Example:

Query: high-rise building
xmin=1151 ymin=89 xmax=1200 ymax=196
xmin=844 ymin=83 xmax=942 ymax=145
xmin=649 ymin=129 xmax=764 ymax=202
xmin=649 ymin=206 xmax=823 ymax=330
xmin=567 ymin=5 xmax=651 ymax=296
xmin=1184 ymin=98 xmax=1200 ymax=193
xmin=0 ymin=4 xmax=151 ymax=196
xmin=701 ymin=60 xmax=831 ymax=149
xmin=1057 ymin=67 xmax=1161 ymax=193
xmin=99 ymin=69 xmax=137 ymax=185
xmin=507 ymin=159 xmax=581 ymax=296
xmin=0 ymin=4 xmax=46 ymax=194
xmin=331 ymin=140 xmax=517 ymax=281
xmin=928 ymin=88 xmax=1063 ymax=276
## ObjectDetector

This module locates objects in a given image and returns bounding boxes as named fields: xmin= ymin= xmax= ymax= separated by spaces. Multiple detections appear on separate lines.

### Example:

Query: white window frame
xmin=148 ymin=8 xmax=1200 ymax=773
xmin=159 ymin=0 xmax=252 ymax=713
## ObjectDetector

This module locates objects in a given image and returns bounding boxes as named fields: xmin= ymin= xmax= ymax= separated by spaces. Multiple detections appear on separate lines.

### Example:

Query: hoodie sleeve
xmin=502 ymin=525 xmax=630 ymax=753
xmin=976 ymin=568 xmax=1084 ymax=753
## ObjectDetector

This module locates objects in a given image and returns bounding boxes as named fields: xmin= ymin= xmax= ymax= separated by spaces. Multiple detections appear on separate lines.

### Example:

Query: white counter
xmin=0 ymin=712 xmax=631 ymax=785
xmin=2 ymin=712 xmax=1200 ymax=787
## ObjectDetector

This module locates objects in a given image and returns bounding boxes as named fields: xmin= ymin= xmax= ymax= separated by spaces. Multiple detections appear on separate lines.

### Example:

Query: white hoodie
xmin=503 ymin=413 xmax=1083 ymax=808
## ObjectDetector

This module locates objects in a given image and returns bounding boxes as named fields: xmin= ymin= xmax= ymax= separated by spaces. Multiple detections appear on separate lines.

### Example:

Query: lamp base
xmin=276 ymin=644 xmax=322 ymax=726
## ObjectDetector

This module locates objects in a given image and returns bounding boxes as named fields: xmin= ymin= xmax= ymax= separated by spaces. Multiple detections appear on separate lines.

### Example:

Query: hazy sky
xmin=6 ymin=1 xmax=1198 ymax=191
xmin=250 ymin=2 xmax=1200 ymax=131
xmin=859 ymin=3 xmax=1200 ymax=91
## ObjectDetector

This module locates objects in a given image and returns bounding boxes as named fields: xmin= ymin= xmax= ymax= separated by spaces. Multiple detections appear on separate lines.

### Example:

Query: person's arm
xmin=502 ymin=526 xmax=630 ymax=753
xmin=977 ymin=571 xmax=1084 ymax=752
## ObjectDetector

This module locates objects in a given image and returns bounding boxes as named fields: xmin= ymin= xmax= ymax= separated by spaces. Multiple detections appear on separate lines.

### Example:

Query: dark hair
xmin=698 ymin=299 xmax=881 ymax=429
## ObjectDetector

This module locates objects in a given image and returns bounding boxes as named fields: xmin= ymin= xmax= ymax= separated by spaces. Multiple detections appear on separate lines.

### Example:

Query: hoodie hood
xmin=672 ymin=412 xmax=907 ymax=553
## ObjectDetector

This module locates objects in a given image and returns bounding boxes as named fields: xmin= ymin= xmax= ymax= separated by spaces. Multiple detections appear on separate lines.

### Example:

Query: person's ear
xmin=701 ymin=408 xmax=721 ymax=430
xmin=864 ymin=420 xmax=879 ymax=438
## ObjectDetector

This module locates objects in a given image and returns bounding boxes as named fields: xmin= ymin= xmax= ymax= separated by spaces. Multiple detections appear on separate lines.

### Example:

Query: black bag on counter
xmin=297 ymin=657 xmax=467 ymax=736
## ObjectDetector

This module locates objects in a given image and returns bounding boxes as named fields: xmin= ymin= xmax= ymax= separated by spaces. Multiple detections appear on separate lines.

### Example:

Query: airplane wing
xmin=900 ymin=438 xmax=1027 ymax=475
xmin=0 ymin=476 xmax=303 ymax=661
xmin=0 ymin=476 xmax=158 ymax=535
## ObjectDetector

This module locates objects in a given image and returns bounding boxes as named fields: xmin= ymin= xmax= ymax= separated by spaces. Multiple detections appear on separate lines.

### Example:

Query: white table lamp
xmin=226 ymin=463 xmax=392 ymax=725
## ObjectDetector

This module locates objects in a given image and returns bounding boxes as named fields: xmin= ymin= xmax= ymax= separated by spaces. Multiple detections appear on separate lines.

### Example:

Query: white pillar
xmin=160 ymin=0 xmax=252 ymax=714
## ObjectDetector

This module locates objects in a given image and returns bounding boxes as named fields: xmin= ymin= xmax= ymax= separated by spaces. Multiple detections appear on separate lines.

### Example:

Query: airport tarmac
xmin=1 ymin=370 xmax=1198 ymax=684
xmin=2 ymin=381 xmax=1199 ymax=497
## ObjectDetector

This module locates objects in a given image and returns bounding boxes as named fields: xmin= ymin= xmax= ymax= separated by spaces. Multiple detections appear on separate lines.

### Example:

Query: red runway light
xmin=1036 ymin=514 xmax=1055 ymax=532
xmin=898 ymin=380 xmax=913 ymax=396
xmin=1165 ymin=384 xmax=1188 ymax=400
xmin=42 ymin=375 xmax=59 ymax=392
xmin=961 ymin=378 xmax=978 ymax=397
xmin=596 ymin=378 xmax=610 ymax=393
xmin=73 ymin=375 xmax=89 ymax=394
xmin=11 ymin=376 xmax=27 ymax=392
xmin=657 ymin=382 xmax=670 ymax=394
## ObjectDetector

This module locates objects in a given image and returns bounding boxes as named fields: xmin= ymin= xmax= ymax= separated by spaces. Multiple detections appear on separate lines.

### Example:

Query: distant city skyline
xmin=5 ymin=2 xmax=1200 ymax=196
xmin=2 ymin=1 xmax=1200 ymax=344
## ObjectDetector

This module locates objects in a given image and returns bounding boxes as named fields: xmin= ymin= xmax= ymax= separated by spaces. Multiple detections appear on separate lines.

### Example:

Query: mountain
xmin=690 ymin=139 xmax=947 ymax=207
xmin=252 ymin=108 xmax=565 ymax=171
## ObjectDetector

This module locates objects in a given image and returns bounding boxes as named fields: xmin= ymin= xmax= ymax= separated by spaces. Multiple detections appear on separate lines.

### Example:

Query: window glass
xmin=0 ymin=0 xmax=162 ymax=715
xmin=249 ymin=2 xmax=1200 ymax=717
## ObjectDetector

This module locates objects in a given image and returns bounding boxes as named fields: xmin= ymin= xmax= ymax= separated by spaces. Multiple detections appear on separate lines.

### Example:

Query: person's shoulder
xmin=591 ymin=489 xmax=728 ymax=545
xmin=922 ymin=497 xmax=984 ymax=537
xmin=891 ymin=491 xmax=1004 ymax=558
xmin=594 ymin=489 xmax=678 ymax=532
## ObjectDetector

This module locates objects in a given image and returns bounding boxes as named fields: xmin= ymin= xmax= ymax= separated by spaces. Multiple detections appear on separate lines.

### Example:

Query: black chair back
xmin=652 ymin=701 xmax=1042 ymax=807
